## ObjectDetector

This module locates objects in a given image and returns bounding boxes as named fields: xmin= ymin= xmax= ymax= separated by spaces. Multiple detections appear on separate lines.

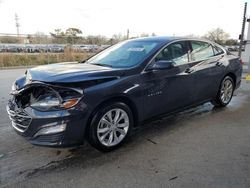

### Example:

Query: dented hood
xmin=25 ymin=62 xmax=124 ymax=83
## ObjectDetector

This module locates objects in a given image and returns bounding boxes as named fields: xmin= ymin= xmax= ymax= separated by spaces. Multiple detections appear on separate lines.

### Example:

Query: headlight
xmin=29 ymin=86 xmax=82 ymax=111
xmin=30 ymin=96 xmax=61 ymax=110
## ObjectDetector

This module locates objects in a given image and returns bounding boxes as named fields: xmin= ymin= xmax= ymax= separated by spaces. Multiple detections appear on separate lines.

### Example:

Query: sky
xmin=0 ymin=0 xmax=249 ymax=39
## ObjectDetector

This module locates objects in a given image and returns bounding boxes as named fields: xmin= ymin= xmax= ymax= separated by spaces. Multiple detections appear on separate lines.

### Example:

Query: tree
xmin=140 ymin=33 xmax=149 ymax=37
xmin=108 ymin=33 xmax=127 ymax=45
xmin=50 ymin=28 xmax=83 ymax=44
xmin=65 ymin=28 xmax=82 ymax=36
xmin=50 ymin=29 xmax=66 ymax=44
xmin=0 ymin=36 xmax=19 ymax=43
xmin=85 ymin=35 xmax=108 ymax=45
xmin=224 ymin=39 xmax=239 ymax=46
xmin=203 ymin=28 xmax=230 ymax=45
xmin=27 ymin=32 xmax=48 ymax=44
xmin=65 ymin=28 xmax=82 ymax=44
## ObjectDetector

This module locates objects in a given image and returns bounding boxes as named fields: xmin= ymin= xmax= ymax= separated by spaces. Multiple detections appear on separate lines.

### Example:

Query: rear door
xmin=187 ymin=40 xmax=226 ymax=102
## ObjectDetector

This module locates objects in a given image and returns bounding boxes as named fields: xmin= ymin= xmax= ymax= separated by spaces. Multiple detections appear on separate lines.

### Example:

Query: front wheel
xmin=212 ymin=76 xmax=234 ymax=107
xmin=87 ymin=102 xmax=133 ymax=152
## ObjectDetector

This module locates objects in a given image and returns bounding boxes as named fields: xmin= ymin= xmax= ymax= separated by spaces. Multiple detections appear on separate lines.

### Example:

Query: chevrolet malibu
xmin=7 ymin=37 xmax=242 ymax=152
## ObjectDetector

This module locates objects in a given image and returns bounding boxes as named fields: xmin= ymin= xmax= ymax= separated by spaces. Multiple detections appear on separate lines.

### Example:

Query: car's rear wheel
xmin=212 ymin=76 xmax=234 ymax=107
xmin=88 ymin=102 xmax=133 ymax=152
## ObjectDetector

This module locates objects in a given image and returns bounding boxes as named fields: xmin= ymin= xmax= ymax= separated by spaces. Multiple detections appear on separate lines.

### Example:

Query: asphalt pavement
xmin=0 ymin=69 xmax=250 ymax=188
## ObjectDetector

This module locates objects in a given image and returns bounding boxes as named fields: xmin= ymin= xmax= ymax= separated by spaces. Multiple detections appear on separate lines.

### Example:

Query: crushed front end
xmin=6 ymin=81 xmax=89 ymax=147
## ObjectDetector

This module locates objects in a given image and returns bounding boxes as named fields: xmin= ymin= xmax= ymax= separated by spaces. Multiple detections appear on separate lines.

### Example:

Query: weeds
xmin=0 ymin=51 xmax=93 ymax=67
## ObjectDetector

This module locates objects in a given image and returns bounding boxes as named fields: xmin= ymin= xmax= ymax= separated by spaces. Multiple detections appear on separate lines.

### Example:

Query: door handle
xmin=185 ymin=68 xmax=194 ymax=74
xmin=216 ymin=62 xmax=223 ymax=66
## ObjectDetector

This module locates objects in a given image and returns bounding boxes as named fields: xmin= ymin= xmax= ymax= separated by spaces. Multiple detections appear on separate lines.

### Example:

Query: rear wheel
xmin=212 ymin=76 xmax=234 ymax=107
xmin=88 ymin=102 xmax=133 ymax=152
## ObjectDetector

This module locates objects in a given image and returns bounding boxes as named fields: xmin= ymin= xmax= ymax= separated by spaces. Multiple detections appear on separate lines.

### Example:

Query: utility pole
xmin=127 ymin=29 xmax=130 ymax=39
xmin=238 ymin=2 xmax=247 ymax=58
xmin=246 ymin=17 xmax=250 ymax=74
xmin=15 ymin=13 xmax=20 ymax=42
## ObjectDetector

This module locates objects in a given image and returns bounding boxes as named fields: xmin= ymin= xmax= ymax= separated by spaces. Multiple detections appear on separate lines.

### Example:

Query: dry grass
xmin=0 ymin=49 xmax=94 ymax=67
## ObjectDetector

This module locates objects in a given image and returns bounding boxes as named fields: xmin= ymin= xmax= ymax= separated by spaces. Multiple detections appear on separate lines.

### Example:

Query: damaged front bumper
xmin=6 ymin=82 xmax=90 ymax=147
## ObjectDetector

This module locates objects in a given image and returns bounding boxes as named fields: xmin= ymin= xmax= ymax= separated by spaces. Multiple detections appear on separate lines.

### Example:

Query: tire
xmin=212 ymin=76 xmax=234 ymax=107
xmin=87 ymin=102 xmax=133 ymax=152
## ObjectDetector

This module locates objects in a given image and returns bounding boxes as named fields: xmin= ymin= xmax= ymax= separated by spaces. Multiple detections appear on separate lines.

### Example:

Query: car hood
xmin=25 ymin=62 xmax=124 ymax=83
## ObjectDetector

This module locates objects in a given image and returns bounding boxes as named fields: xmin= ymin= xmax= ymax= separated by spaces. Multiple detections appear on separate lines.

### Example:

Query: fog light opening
xmin=34 ymin=123 xmax=66 ymax=137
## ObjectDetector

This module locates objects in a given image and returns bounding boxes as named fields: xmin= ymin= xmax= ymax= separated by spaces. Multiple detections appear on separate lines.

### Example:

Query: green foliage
xmin=50 ymin=28 xmax=83 ymax=44
xmin=50 ymin=29 xmax=67 ymax=44
xmin=65 ymin=28 xmax=82 ymax=36
xmin=50 ymin=28 xmax=128 ymax=45
xmin=65 ymin=28 xmax=83 ymax=44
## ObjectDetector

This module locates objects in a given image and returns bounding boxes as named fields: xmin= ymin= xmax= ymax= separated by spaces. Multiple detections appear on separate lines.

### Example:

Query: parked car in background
xmin=0 ymin=46 xmax=4 ymax=52
xmin=7 ymin=37 xmax=242 ymax=152
xmin=0 ymin=43 xmax=111 ymax=53
xmin=224 ymin=45 xmax=244 ymax=52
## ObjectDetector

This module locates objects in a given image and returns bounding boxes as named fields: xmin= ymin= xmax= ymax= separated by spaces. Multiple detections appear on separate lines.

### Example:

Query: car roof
xmin=130 ymin=36 xmax=214 ymax=45
xmin=130 ymin=36 xmax=180 ymax=43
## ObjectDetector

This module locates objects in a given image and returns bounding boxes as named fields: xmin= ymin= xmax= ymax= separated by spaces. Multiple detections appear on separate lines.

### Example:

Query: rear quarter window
xmin=213 ymin=45 xmax=224 ymax=56
xmin=190 ymin=41 xmax=214 ymax=61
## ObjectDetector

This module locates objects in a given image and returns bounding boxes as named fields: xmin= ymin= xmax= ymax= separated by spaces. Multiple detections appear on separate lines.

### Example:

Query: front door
xmin=141 ymin=41 xmax=197 ymax=119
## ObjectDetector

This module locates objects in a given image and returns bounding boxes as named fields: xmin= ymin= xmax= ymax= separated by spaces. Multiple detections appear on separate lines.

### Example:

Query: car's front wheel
xmin=212 ymin=76 xmax=234 ymax=107
xmin=88 ymin=102 xmax=133 ymax=152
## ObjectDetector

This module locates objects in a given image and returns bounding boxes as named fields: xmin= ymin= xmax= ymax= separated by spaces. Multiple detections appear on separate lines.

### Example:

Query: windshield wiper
xmin=91 ymin=63 xmax=113 ymax=68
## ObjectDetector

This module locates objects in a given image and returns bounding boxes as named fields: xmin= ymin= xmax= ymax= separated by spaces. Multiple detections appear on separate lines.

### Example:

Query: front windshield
xmin=87 ymin=40 xmax=160 ymax=68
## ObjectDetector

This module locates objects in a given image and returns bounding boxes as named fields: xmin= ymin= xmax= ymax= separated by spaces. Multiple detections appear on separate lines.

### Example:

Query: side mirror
xmin=79 ymin=60 xmax=86 ymax=63
xmin=147 ymin=60 xmax=173 ymax=70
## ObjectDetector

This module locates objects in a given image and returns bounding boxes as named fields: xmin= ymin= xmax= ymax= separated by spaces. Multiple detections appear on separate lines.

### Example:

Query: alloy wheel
xmin=220 ymin=78 xmax=233 ymax=104
xmin=97 ymin=108 xmax=129 ymax=147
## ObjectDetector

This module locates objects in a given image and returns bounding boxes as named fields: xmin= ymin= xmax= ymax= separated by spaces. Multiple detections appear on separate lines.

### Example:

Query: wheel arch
xmin=224 ymin=72 xmax=236 ymax=88
xmin=85 ymin=95 xmax=139 ymax=138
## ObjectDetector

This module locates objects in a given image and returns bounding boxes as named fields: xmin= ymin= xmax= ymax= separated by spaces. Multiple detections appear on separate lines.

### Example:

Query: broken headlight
xmin=27 ymin=86 xmax=82 ymax=111
xmin=30 ymin=93 xmax=61 ymax=111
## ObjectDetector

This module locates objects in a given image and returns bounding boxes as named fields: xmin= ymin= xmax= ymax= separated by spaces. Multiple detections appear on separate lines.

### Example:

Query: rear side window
xmin=190 ymin=41 xmax=214 ymax=61
xmin=155 ymin=41 xmax=189 ymax=66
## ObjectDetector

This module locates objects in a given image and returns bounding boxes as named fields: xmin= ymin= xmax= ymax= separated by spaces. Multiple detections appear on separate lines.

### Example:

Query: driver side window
xmin=155 ymin=41 xmax=189 ymax=66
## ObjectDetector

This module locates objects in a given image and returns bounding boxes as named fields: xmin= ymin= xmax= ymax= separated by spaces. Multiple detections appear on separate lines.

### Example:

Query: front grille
xmin=6 ymin=105 xmax=32 ymax=133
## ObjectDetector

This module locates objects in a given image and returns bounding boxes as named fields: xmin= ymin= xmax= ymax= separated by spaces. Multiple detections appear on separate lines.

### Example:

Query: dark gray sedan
xmin=7 ymin=37 xmax=242 ymax=152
